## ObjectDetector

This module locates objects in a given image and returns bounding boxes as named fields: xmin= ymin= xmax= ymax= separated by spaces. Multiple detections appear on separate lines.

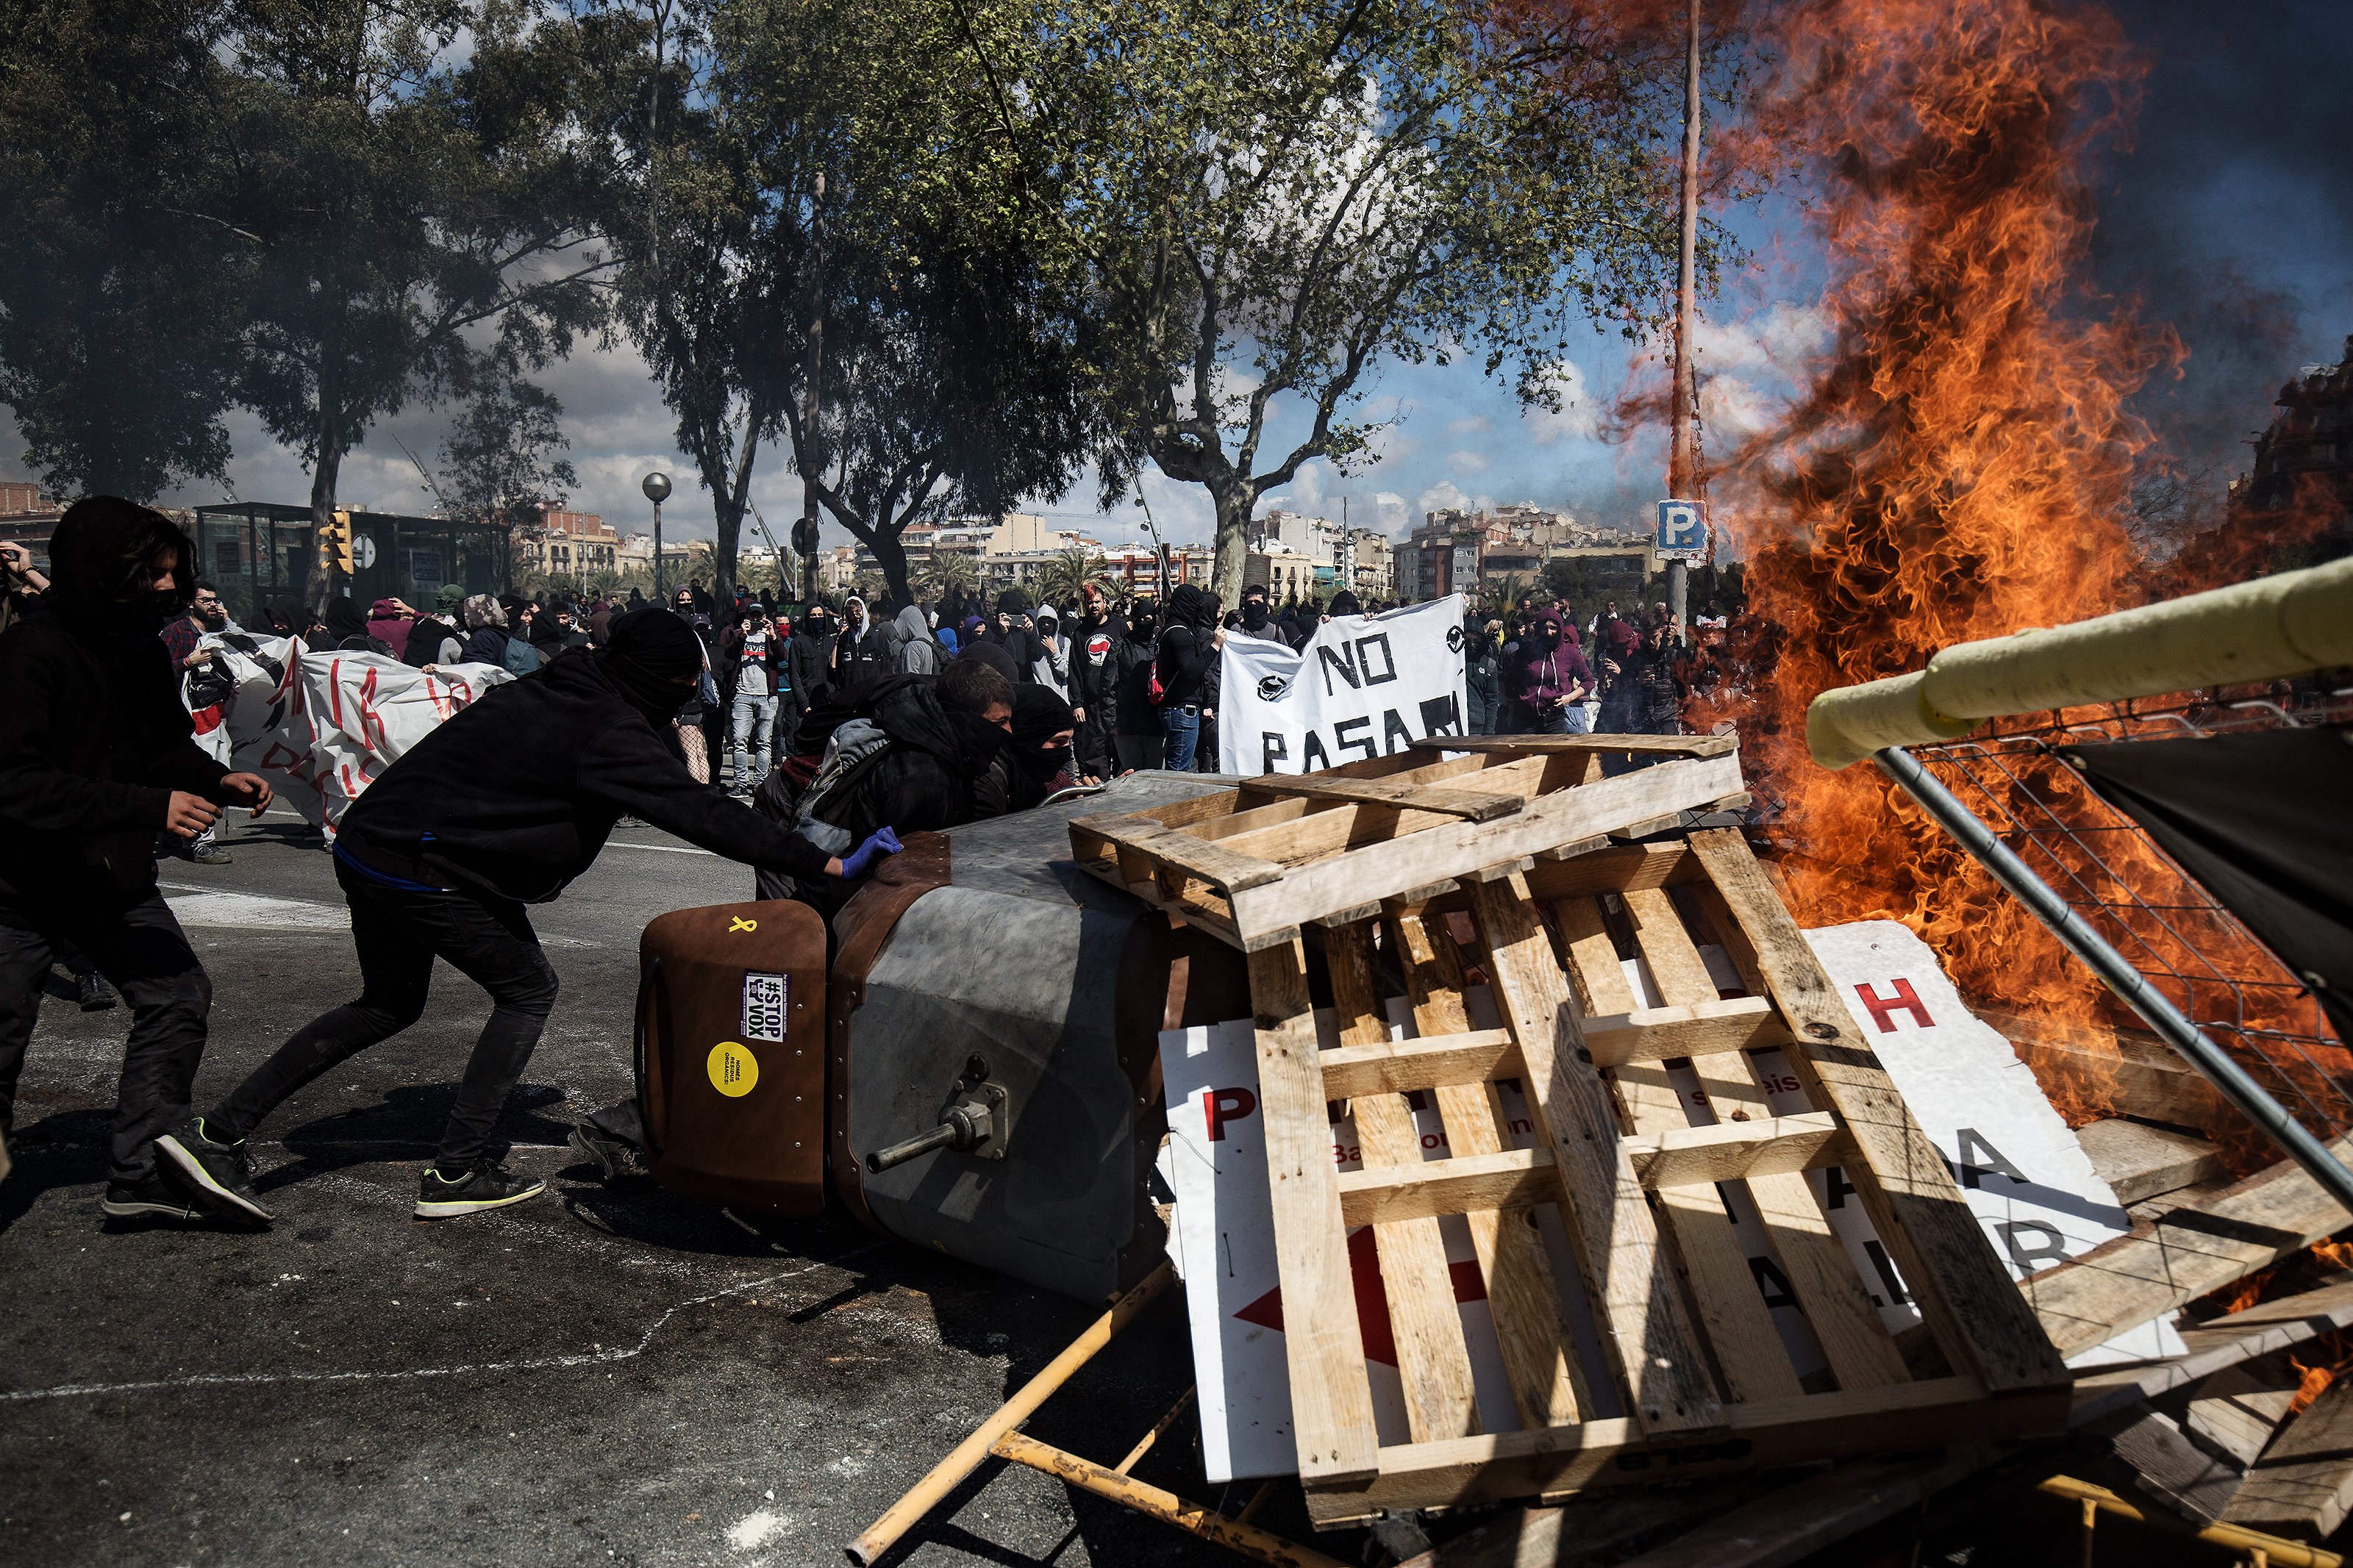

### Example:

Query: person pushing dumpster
xmin=180 ymin=605 xmax=901 ymax=1222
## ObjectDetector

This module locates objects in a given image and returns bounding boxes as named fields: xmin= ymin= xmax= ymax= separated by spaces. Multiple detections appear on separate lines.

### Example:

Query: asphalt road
xmin=0 ymin=810 xmax=1337 ymax=1568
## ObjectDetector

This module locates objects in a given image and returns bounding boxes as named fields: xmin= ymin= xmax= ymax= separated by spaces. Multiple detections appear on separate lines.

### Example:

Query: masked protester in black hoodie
xmin=1007 ymin=684 xmax=1082 ymax=805
xmin=1154 ymin=584 xmax=1221 ymax=772
xmin=0 ymin=498 xmax=278 ymax=1221
xmin=1110 ymin=601 xmax=1163 ymax=773
xmin=199 ymin=608 xmax=901 ymax=1222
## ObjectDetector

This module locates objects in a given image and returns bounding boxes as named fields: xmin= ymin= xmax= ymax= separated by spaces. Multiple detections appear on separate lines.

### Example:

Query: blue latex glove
xmin=838 ymin=826 xmax=903 ymax=880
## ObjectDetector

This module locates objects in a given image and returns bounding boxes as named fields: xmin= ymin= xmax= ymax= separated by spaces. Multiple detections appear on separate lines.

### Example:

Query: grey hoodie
xmin=890 ymin=604 xmax=940 ymax=676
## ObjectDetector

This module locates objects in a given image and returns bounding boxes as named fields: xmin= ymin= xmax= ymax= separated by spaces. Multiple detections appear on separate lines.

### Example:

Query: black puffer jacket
xmin=338 ymin=648 xmax=830 ymax=902
xmin=0 ymin=603 xmax=230 ymax=906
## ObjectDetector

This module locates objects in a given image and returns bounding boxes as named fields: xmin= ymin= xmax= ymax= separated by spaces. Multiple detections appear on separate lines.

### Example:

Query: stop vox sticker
xmin=707 ymin=1040 xmax=759 ymax=1098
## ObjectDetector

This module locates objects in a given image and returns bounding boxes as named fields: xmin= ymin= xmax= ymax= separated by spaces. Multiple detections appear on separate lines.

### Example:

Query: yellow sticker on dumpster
xmin=707 ymin=1041 xmax=759 ymax=1097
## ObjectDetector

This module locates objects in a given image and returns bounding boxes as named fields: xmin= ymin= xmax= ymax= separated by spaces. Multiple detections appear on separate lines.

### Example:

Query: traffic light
xmin=322 ymin=510 xmax=354 ymax=576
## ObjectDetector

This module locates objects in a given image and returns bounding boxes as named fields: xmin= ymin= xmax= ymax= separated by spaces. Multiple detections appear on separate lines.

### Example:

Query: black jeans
xmin=210 ymin=859 xmax=560 ymax=1168
xmin=0 ymin=888 xmax=213 ymax=1184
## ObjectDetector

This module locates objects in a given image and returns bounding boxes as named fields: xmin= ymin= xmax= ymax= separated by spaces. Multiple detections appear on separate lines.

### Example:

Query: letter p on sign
xmin=1204 ymin=1086 xmax=1257 ymax=1142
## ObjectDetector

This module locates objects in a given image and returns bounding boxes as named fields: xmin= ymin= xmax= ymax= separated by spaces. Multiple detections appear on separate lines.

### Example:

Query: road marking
xmin=157 ymin=883 xmax=594 ymax=947
xmin=0 ymin=1242 xmax=888 ymax=1403
xmin=602 ymin=841 xmax=717 ymax=857
xmin=163 ymin=887 xmax=349 ymax=931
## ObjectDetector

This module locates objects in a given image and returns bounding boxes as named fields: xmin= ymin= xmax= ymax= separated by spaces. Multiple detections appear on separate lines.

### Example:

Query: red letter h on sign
xmin=1853 ymin=978 xmax=1935 ymax=1034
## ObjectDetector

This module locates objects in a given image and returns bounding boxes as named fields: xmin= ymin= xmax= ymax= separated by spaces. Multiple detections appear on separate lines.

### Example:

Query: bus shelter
xmin=190 ymin=503 xmax=510 ymax=623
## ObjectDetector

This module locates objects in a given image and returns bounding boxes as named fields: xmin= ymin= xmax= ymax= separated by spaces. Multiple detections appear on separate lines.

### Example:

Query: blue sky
xmin=6 ymin=0 xmax=2345 ymax=557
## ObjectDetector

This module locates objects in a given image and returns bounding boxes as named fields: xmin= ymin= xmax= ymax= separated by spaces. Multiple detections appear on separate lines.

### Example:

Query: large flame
xmin=1693 ymin=0 xmax=2349 ymax=1144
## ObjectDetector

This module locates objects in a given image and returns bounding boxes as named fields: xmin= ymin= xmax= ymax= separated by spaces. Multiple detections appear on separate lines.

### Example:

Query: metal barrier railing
xmin=1806 ymin=557 xmax=2353 ymax=1211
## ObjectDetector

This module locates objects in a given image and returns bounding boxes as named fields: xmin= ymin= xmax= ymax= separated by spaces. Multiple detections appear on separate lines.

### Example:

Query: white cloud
xmin=1413 ymin=479 xmax=1491 ymax=519
xmin=1447 ymin=448 xmax=1490 ymax=475
xmin=1521 ymin=361 xmax=1600 ymax=447
xmin=1446 ymin=414 xmax=1492 ymax=435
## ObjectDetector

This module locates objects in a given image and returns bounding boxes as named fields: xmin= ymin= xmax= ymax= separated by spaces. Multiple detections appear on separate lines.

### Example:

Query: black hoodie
xmin=1154 ymin=584 xmax=1218 ymax=707
xmin=0 ymin=498 xmax=229 ymax=906
xmin=337 ymin=648 xmax=830 ymax=902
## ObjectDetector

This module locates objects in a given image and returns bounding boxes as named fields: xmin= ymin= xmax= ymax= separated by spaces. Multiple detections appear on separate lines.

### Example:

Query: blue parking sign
xmin=1655 ymin=498 xmax=1707 ymax=559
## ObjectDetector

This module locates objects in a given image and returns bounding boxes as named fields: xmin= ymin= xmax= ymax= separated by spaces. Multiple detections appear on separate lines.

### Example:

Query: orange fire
xmin=1689 ymin=0 xmax=2344 ymax=1143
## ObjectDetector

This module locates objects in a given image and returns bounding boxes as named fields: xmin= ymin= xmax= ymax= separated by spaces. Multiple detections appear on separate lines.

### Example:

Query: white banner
xmin=190 ymin=634 xmax=511 ymax=840
xmin=1215 ymin=595 xmax=1468 ymax=777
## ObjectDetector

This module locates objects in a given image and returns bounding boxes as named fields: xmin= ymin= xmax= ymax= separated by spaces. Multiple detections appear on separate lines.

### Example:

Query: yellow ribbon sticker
xmin=728 ymin=916 xmax=757 ymax=934
xmin=707 ymin=1040 xmax=759 ymax=1098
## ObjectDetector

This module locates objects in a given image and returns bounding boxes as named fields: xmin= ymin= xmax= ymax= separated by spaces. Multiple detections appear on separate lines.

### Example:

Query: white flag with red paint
xmin=189 ymin=633 xmax=511 ymax=840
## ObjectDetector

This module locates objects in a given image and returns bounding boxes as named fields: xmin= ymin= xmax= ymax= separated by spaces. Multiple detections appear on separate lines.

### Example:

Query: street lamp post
xmin=642 ymin=471 xmax=673 ymax=599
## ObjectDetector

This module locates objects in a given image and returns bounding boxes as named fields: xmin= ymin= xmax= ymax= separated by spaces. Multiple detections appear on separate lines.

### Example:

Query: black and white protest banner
xmin=1215 ymin=594 xmax=1468 ymax=777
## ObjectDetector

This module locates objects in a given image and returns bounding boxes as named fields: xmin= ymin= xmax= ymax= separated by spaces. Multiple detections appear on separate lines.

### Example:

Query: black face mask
xmin=1241 ymin=602 xmax=1269 ymax=631
xmin=1016 ymin=742 xmax=1070 ymax=784
xmin=597 ymin=651 xmax=695 ymax=723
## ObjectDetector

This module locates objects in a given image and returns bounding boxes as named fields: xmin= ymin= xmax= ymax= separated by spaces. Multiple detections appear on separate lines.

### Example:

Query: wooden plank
xmin=1410 ymin=734 xmax=1738 ymax=757
xmin=2226 ymin=1376 xmax=2353 ymax=1542
xmin=1222 ymin=753 xmax=1747 ymax=942
xmin=2024 ymin=1136 xmax=2353 ymax=1358
xmin=1245 ymin=774 xmax=1525 ymax=823
xmin=2070 ymin=1280 xmax=2353 ymax=1428
xmin=1622 ymin=1114 xmax=1852 ymax=1188
xmin=2077 ymin=1117 xmax=2227 ymax=1205
xmin=1579 ymin=999 xmax=1798 ymax=1067
xmin=2112 ymin=1408 xmax=2247 ymax=1522
xmin=1339 ymin=1148 xmax=1560 ymax=1225
xmin=1617 ymin=885 xmax=1910 ymax=1396
xmin=1323 ymin=922 xmax=1483 ymax=1444
xmin=1522 ymin=842 xmax=1696 ymax=901
xmin=1083 ymin=816 xmax=1288 ymax=895
xmin=1303 ymin=1375 xmax=2060 ymax=1525
xmin=2188 ymin=1358 xmax=2301 ymax=1467
xmin=1594 ymin=1280 xmax=2353 ymax=1568
xmin=1246 ymin=940 xmax=1381 ymax=1485
xmin=1557 ymin=893 xmax=1798 ymax=1406
xmin=1687 ymin=828 xmax=2072 ymax=1397
xmin=1978 ymin=1005 xmax=2238 ymax=1131
xmin=1463 ymin=875 xmax=1724 ymax=1433
xmin=1604 ymin=1445 xmax=2005 ymax=1568
xmin=1319 ymin=1028 xmax=1518 ymax=1100
xmin=1207 ymin=756 xmax=1552 ymax=856
xmin=1386 ymin=909 xmax=1589 ymax=1428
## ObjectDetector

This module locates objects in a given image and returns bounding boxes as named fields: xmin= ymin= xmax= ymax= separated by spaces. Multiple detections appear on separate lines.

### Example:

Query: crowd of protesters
xmin=1 ymin=497 xmax=1734 ymax=1225
xmin=1463 ymin=591 xmax=1731 ymax=739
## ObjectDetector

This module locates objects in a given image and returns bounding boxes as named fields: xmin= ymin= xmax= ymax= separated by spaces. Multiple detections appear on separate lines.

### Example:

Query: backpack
xmin=788 ymin=716 xmax=899 ymax=856
xmin=502 ymin=637 xmax=542 ymax=676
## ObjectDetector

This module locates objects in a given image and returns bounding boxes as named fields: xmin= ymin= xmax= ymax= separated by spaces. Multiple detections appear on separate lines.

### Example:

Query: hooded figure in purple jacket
xmin=1507 ymin=608 xmax=1593 ymax=734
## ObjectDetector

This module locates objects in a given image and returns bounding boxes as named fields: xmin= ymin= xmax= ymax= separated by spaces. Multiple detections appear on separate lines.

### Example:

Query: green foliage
xmin=600 ymin=0 xmax=1098 ymax=606
xmin=0 ymin=0 xmax=608 ymax=588
xmin=1031 ymin=545 xmax=1111 ymax=611
xmin=917 ymin=547 xmax=979 ymax=604
xmin=432 ymin=379 xmax=579 ymax=536
xmin=0 ymin=0 xmax=243 ymax=499
xmin=1025 ymin=0 xmax=1700 ymax=601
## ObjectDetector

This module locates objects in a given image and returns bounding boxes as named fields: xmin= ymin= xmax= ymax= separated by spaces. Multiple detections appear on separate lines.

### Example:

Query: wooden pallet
xmin=1075 ymin=742 xmax=2074 ymax=1525
xmin=1067 ymin=735 xmax=1749 ymax=952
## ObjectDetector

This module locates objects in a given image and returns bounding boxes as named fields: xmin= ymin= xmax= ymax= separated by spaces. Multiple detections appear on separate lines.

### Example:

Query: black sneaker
xmin=101 ymin=1173 xmax=207 ymax=1220
xmin=155 ymin=1117 xmax=273 ymax=1224
xmin=78 ymin=973 xmax=118 ymax=1012
xmin=415 ymin=1159 xmax=545 ymax=1220
xmin=188 ymin=842 xmax=234 ymax=865
xmin=567 ymin=1124 xmax=655 ymax=1190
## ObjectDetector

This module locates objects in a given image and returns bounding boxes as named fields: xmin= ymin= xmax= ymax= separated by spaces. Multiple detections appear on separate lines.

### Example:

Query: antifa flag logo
xmin=1257 ymin=674 xmax=1290 ymax=701
xmin=1446 ymin=626 xmax=1465 ymax=653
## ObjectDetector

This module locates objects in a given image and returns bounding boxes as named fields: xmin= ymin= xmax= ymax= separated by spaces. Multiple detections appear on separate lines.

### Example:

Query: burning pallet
xmin=1070 ymin=738 xmax=2074 ymax=1525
